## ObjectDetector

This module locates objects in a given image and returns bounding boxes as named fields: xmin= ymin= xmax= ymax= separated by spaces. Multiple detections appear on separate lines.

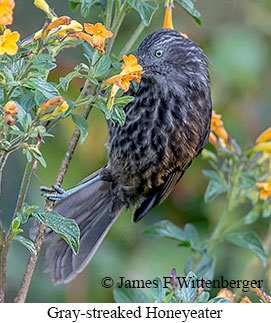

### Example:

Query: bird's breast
xmin=106 ymin=83 xmax=206 ymax=201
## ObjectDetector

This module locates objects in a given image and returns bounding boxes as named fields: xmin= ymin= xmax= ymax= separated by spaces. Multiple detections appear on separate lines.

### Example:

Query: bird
xmin=41 ymin=28 xmax=212 ymax=284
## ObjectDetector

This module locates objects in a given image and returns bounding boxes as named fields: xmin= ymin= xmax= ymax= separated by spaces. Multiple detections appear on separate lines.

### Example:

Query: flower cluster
xmin=105 ymin=54 xmax=143 ymax=110
xmin=209 ymin=110 xmax=229 ymax=148
xmin=3 ymin=100 xmax=18 ymax=126
xmin=33 ymin=0 xmax=113 ymax=53
xmin=0 ymin=0 xmax=20 ymax=56
xmin=37 ymin=96 xmax=69 ymax=121
xmin=0 ymin=0 xmax=14 ymax=25
xmin=253 ymin=127 xmax=271 ymax=200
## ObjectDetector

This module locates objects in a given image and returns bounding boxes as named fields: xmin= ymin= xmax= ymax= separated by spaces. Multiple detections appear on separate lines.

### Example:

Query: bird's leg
xmin=40 ymin=175 xmax=101 ymax=201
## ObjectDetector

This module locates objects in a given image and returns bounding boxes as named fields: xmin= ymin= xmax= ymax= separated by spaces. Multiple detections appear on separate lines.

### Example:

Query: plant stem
xmin=14 ymin=84 xmax=97 ymax=303
xmin=106 ymin=1 xmax=129 ymax=54
xmin=105 ymin=0 xmax=114 ymax=30
xmin=119 ymin=21 xmax=145 ymax=58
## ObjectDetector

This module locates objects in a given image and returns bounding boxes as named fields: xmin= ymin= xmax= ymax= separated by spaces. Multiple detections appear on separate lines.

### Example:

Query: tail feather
xmin=44 ymin=173 xmax=124 ymax=284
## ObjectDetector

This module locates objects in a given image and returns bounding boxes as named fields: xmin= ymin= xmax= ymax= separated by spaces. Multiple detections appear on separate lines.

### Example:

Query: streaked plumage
xmin=44 ymin=29 xmax=212 ymax=284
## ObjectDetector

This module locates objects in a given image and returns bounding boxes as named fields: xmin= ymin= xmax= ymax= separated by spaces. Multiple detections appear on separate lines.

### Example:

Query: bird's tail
xmin=44 ymin=170 xmax=124 ymax=284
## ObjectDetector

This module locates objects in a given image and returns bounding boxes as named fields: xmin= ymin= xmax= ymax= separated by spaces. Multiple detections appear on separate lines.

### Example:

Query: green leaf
xmin=183 ymin=223 xmax=198 ymax=248
xmin=208 ymin=297 xmax=232 ymax=303
xmin=127 ymin=0 xmax=159 ymax=26
xmin=263 ymin=203 xmax=271 ymax=218
xmin=151 ymin=277 xmax=165 ymax=302
xmin=244 ymin=209 xmax=260 ymax=225
xmin=69 ymin=1 xmax=81 ymax=10
xmin=110 ymin=105 xmax=126 ymax=126
xmin=24 ymin=77 xmax=59 ymax=99
xmin=241 ymin=173 xmax=257 ymax=189
xmin=195 ymin=291 xmax=210 ymax=303
xmin=226 ymin=232 xmax=267 ymax=267
xmin=92 ymin=55 xmax=111 ymax=78
xmin=31 ymin=150 xmax=47 ymax=168
xmin=14 ymin=235 xmax=37 ymax=256
xmin=195 ymin=256 xmax=216 ymax=281
xmin=115 ymin=96 xmax=135 ymax=106
xmin=71 ymin=113 xmax=89 ymax=145
xmin=80 ymin=0 xmax=100 ymax=17
xmin=175 ymin=0 xmax=201 ymax=25
xmin=12 ymin=217 xmax=23 ymax=237
xmin=179 ymin=272 xmax=197 ymax=303
xmin=143 ymin=220 xmax=188 ymax=242
xmin=32 ymin=211 xmax=80 ymax=254
xmin=94 ymin=99 xmax=111 ymax=119
xmin=59 ymin=74 xmax=75 ymax=92
xmin=113 ymin=282 xmax=151 ymax=303
xmin=204 ymin=178 xmax=228 ymax=203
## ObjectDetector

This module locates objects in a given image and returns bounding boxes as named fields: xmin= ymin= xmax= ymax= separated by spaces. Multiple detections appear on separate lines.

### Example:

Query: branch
xmin=13 ymin=105 xmax=93 ymax=303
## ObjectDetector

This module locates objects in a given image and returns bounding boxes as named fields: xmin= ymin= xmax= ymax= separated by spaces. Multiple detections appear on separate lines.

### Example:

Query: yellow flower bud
xmin=34 ymin=0 xmax=50 ymax=15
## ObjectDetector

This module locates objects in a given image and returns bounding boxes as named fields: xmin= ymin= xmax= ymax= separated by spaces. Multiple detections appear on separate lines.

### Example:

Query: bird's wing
xmin=133 ymin=165 xmax=189 ymax=223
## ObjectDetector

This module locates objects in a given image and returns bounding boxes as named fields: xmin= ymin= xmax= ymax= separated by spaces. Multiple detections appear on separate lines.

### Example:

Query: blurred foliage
xmin=0 ymin=0 xmax=271 ymax=303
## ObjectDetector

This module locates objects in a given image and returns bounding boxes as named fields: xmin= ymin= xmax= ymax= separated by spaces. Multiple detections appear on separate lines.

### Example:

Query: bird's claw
xmin=40 ymin=185 xmax=66 ymax=201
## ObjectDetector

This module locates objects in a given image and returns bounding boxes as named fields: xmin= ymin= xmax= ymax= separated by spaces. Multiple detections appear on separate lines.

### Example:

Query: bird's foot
xmin=40 ymin=185 xmax=67 ymax=201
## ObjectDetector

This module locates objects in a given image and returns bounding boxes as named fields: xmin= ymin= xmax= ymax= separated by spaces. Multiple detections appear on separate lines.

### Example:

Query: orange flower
xmin=0 ymin=0 xmax=14 ymax=26
xmin=105 ymin=54 xmax=142 ymax=111
xmin=162 ymin=4 xmax=189 ymax=39
xmin=65 ymin=31 xmax=93 ymax=47
xmin=163 ymin=7 xmax=174 ymax=29
xmin=0 ymin=28 xmax=20 ymax=56
xmin=240 ymin=296 xmax=252 ymax=303
xmin=38 ymin=96 xmax=64 ymax=113
xmin=46 ymin=16 xmax=72 ymax=32
xmin=4 ymin=101 xmax=18 ymax=114
xmin=256 ymin=182 xmax=271 ymax=200
xmin=209 ymin=110 xmax=229 ymax=147
xmin=251 ymin=127 xmax=271 ymax=153
xmin=106 ymin=54 xmax=142 ymax=91
xmin=4 ymin=113 xmax=15 ymax=126
xmin=216 ymin=288 xmax=235 ymax=302
xmin=84 ymin=22 xmax=112 ymax=52
xmin=34 ymin=19 xmax=83 ymax=40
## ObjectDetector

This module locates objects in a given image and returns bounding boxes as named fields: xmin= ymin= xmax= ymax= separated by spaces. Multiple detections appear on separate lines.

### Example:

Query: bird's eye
xmin=155 ymin=49 xmax=163 ymax=58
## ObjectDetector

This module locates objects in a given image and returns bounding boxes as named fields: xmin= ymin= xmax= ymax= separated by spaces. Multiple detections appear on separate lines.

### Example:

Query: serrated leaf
xmin=32 ymin=211 xmax=80 ymax=254
xmin=113 ymin=282 xmax=151 ymax=303
xmin=175 ymin=0 xmax=202 ymax=25
xmin=92 ymin=55 xmax=111 ymax=78
xmin=14 ymin=235 xmax=37 ymax=256
xmin=127 ymin=0 xmax=159 ymax=26
xmin=71 ymin=113 xmax=89 ymax=145
xmin=227 ymin=232 xmax=267 ymax=267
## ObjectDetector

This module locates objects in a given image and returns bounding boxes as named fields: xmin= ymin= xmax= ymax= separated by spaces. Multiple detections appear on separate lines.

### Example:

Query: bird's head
xmin=135 ymin=29 xmax=210 ymax=92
